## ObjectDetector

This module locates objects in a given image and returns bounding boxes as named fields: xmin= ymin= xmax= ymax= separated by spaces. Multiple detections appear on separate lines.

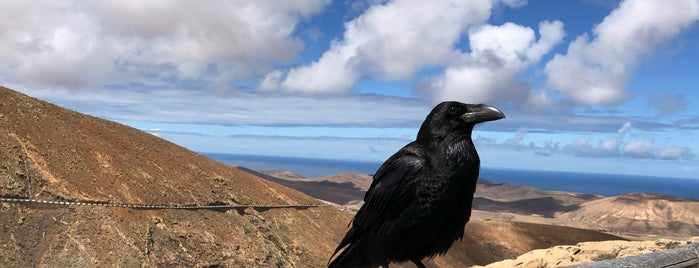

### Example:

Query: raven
xmin=329 ymin=101 xmax=505 ymax=268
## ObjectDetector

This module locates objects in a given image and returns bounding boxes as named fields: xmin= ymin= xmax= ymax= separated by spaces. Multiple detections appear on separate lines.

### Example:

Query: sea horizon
xmin=204 ymin=152 xmax=699 ymax=201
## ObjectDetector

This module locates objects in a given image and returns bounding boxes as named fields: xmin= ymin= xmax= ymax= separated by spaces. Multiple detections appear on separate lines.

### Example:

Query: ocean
xmin=204 ymin=153 xmax=699 ymax=201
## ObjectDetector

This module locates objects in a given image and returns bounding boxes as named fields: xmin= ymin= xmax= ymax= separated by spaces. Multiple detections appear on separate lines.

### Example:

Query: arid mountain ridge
xmin=255 ymin=169 xmax=699 ymax=240
xmin=0 ymin=85 xmax=683 ymax=267
xmin=253 ymin=169 xmax=699 ymax=266
xmin=0 ymin=86 xmax=351 ymax=267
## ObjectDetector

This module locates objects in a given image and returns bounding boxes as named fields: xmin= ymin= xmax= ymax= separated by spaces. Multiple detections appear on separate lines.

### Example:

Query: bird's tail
xmin=328 ymin=243 xmax=373 ymax=268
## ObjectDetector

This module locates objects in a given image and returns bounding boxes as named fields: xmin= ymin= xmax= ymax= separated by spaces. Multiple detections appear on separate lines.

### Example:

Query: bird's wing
xmin=333 ymin=143 xmax=426 ymax=254
xmin=359 ymin=148 xmax=424 ymax=223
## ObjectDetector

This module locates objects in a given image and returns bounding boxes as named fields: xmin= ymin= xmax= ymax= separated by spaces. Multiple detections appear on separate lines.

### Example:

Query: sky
xmin=1 ymin=0 xmax=698 ymax=178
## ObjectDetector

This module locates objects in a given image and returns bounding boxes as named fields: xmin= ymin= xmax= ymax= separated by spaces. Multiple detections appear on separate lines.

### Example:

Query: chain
xmin=0 ymin=196 xmax=326 ymax=210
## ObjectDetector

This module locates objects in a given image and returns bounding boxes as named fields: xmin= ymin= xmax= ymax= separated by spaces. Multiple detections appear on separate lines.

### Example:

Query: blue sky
xmin=1 ymin=0 xmax=698 ymax=178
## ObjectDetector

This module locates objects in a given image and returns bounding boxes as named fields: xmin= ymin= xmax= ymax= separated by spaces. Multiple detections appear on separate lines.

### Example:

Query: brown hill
xmin=259 ymin=169 xmax=699 ymax=241
xmin=472 ymin=180 xmax=602 ymax=218
xmin=475 ymin=180 xmax=602 ymax=207
xmin=317 ymin=172 xmax=374 ymax=191
xmin=238 ymin=168 xmax=366 ymax=206
xmin=244 ymin=171 xmax=625 ymax=266
xmin=0 ymin=86 xmax=352 ymax=267
xmin=263 ymin=169 xmax=603 ymax=218
xmin=559 ymin=193 xmax=699 ymax=238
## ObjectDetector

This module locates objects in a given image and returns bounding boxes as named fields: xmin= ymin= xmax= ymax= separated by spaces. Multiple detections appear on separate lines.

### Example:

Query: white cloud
xmin=621 ymin=140 xmax=693 ymax=160
xmin=0 ymin=2 xmax=113 ymax=88
xmin=261 ymin=0 xmax=566 ymax=102
xmin=499 ymin=123 xmax=695 ymax=162
xmin=570 ymin=135 xmax=598 ymax=156
xmin=622 ymin=138 xmax=654 ymax=158
xmin=504 ymin=128 xmax=527 ymax=146
xmin=262 ymin=0 xmax=501 ymax=93
xmin=595 ymin=121 xmax=631 ymax=154
xmin=617 ymin=122 xmax=632 ymax=134
xmin=420 ymin=20 xmax=564 ymax=104
xmin=157 ymin=131 xmax=409 ymax=162
xmin=544 ymin=0 xmax=699 ymax=105
xmin=27 ymin=87 xmax=430 ymax=127
xmin=0 ymin=0 xmax=330 ymax=88
xmin=501 ymin=0 xmax=527 ymax=8
xmin=655 ymin=145 xmax=692 ymax=160
xmin=597 ymin=136 xmax=621 ymax=154
xmin=563 ymin=122 xmax=694 ymax=160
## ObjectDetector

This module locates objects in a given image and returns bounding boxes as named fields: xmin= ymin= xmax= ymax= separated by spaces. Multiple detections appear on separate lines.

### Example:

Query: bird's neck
xmin=417 ymin=125 xmax=474 ymax=145
xmin=427 ymin=133 xmax=478 ymax=171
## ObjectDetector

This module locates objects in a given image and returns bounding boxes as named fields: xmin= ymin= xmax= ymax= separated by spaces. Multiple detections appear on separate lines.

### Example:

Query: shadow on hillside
xmin=237 ymin=167 xmax=366 ymax=205
xmin=473 ymin=197 xmax=580 ymax=218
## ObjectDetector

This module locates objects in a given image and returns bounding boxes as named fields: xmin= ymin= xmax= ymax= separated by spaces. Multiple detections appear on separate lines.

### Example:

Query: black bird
xmin=329 ymin=101 xmax=505 ymax=268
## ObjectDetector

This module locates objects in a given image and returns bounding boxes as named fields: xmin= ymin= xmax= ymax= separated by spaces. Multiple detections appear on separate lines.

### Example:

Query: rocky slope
xmin=559 ymin=193 xmax=699 ymax=238
xmin=0 ymin=86 xmax=352 ymax=267
xmin=427 ymin=220 xmax=622 ymax=267
xmin=475 ymin=238 xmax=699 ymax=268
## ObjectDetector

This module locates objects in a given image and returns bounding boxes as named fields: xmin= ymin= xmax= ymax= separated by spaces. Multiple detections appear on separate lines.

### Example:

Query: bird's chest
xmin=414 ymin=172 xmax=472 ymax=211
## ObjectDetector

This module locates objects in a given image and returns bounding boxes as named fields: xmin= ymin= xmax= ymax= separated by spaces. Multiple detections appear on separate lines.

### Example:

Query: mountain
xmin=475 ymin=179 xmax=602 ymax=207
xmin=262 ymin=169 xmax=699 ymax=240
xmin=473 ymin=180 xmax=602 ymax=217
xmin=559 ymin=193 xmax=699 ymax=238
xmin=237 ymin=168 xmax=367 ymax=207
xmin=243 ymin=171 xmax=627 ymax=266
xmin=0 ymin=86 xmax=352 ymax=267
xmin=315 ymin=172 xmax=374 ymax=190
xmin=272 ymin=170 xmax=603 ymax=217
xmin=472 ymin=184 xmax=699 ymax=239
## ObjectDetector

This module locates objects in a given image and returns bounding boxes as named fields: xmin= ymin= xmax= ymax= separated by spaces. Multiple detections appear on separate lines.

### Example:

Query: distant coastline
xmin=204 ymin=152 xmax=699 ymax=201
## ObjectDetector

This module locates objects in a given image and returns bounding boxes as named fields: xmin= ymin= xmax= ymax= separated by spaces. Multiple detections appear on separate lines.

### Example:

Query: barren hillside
xmin=264 ymin=168 xmax=699 ymax=240
xmin=0 ymin=86 xmax=352 ymax=267
xmin=475 ymin=238 xmax=699 ymax=268
xmin=560 ymin=193 xmax=699 ymax=238
xmin=428 ymin=219 xmax=622 ymax=267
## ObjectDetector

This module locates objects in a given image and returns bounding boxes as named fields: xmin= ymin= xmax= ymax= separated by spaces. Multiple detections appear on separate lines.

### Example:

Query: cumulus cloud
xmin=0 ymin=0 xmax=329 ymax=88
xmin=594 ymin=121 xmax=631 ymax=155
xmin=504 ymin=128 xmax=527 ymax=146
xmin=545 ymin=0 xmax=699 ymax=105
xmin=655 ymin=145 xmax=693 ymax=160
xmin=419 ymin=20 xmax=564 ymax=104
xmin=622 ymin=138 xmax=654 ymax=158
xmin=570 ymin=136 xmax=592 ymax=154
xmin=568 ymin=122 xmax=627 ymax=157
xmin=262 ymin=0 xmax=523 ymax=93
xmin=620 ymin=138 xmax=693 ymax=160
xmin=566 ymin=122 xmax=694 ymax=160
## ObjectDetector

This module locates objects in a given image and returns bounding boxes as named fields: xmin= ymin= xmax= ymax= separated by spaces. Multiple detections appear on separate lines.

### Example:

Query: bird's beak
xmin=461 ymin=104 xmax=505 ymax=124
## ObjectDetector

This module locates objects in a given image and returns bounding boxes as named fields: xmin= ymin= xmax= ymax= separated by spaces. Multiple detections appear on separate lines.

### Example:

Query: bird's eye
xmin=447 ymin=106 xmax=459 ymax=115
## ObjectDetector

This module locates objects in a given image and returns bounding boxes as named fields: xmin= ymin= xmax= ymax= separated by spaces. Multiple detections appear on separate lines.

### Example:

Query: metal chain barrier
xmin=0 ymin=196 xmax=326 ymax=210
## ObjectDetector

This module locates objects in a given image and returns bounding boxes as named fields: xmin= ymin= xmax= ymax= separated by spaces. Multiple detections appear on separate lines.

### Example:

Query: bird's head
xmin=417 ymin=101 xmax=505 ymax=144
